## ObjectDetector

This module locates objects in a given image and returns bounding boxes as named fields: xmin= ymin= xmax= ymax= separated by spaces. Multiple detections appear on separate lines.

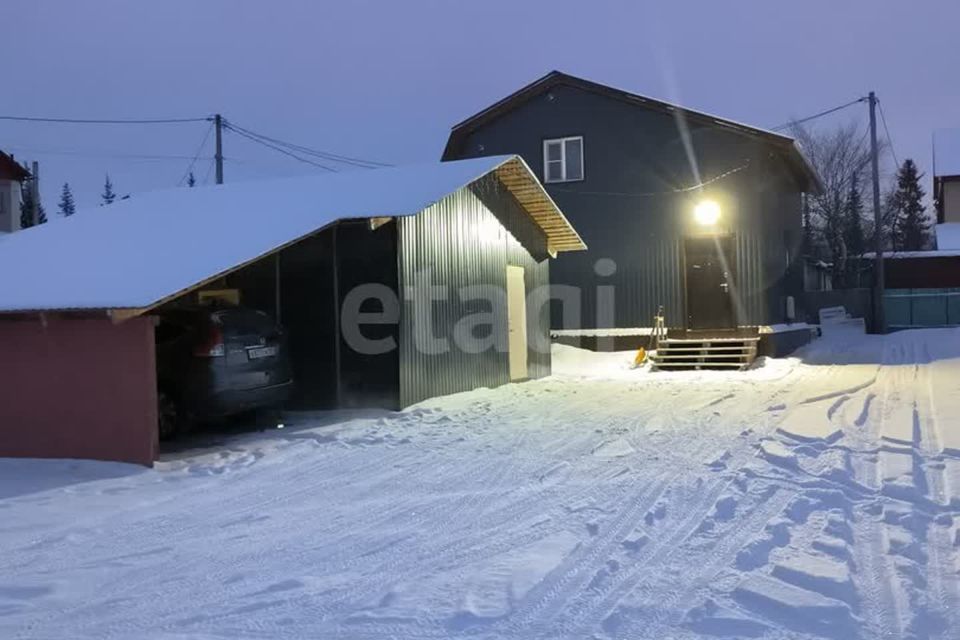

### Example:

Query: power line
xmin=877 ymin=99 xmax=900 ymax=170
xmin=0 ymin=114 xmax=210 ymax=125
xmin=772 ymin=97 xmax=867 ymax=131
xmin=549 ymin=161 xmax=751 ymax=198
xmin=225 ymin=120 xmax=392 ymax=168
xmin=202 ymin=157 xmax=216 ymax=185
xmin=178 ymin=122 xmax=215 ymax=186
xmin=224 ymin=124 xmax=338 ymax=172
xmin=0 ymin=144 xmax=213 ymax=161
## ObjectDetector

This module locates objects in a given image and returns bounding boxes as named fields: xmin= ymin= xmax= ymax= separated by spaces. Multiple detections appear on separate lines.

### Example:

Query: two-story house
xmin=0 ymin=150 xmax=30 ymax=234
xmin=443 ymin=71 xmax=820 ymax=336
xmin=933 ymin=129 xmax=960 ymax=251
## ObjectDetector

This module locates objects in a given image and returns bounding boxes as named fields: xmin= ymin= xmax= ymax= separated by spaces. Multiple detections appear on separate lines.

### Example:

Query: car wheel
xmin=158 ymin=390 xmax=181 ymax=440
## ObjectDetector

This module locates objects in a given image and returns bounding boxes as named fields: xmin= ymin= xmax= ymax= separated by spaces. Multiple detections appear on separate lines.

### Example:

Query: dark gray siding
xmin=333 ymin=220 xmax=400 ymax=409
xmin=227 ymin=221 xmax=400 ymax=410
xmin=398 ymin=175 xmax=551 ymax=407
xmin=450 ymin=84 xmax=805 ymax=329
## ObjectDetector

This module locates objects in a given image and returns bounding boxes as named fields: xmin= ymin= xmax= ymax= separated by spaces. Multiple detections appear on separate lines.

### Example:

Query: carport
xmin=0 ymin=155 xmax=583 ymax=466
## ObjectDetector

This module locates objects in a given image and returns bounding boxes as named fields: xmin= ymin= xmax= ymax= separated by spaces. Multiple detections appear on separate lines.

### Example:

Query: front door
xmin=506 ymin=265 xmax=528 ymax=380
xmin=684 ymin=236 xmax=736 ymax=330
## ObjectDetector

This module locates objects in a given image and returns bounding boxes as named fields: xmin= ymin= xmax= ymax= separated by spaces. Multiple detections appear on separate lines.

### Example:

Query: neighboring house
xmin=443 ymin=71 xmax=820 ymax=333
xmin=853 ymin=131 xmax=960 ymax=328
xmin=0 ymin=150 xmax=30 ymax=233
xmin=933 ymin=129 xmax=960 ymax=251
xmin=803 ymin=257 xmax=833 ymax=293
xmin=0 ymin=155 xmax=583 ymax=465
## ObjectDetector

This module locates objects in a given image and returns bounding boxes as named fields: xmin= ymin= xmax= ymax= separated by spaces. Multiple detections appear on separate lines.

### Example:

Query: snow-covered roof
xmin=936 ymin=223 xmax=960 ymax=251
xmin=0 ymin=155 xmax=584 ymax=314
xmin=933 ymin=129 xmax=960 ymax=177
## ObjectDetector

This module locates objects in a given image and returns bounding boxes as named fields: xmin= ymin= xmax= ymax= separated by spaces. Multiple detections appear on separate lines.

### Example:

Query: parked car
xmin=154 ymin=305 xmax=293 ymax=439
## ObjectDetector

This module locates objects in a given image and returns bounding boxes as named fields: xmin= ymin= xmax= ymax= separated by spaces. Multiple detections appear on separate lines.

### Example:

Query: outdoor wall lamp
xmin=694 ymin=199 xmax=721 ymax=226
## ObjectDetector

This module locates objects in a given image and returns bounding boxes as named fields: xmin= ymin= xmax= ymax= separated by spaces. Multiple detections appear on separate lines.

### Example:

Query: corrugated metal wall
xmin=397 ymin=176 xmax=551 ymax=407
xmin=446 ymin=82 xmax=808 ymax=330
xmin=550 ymin=235 xmax=684 ymax=330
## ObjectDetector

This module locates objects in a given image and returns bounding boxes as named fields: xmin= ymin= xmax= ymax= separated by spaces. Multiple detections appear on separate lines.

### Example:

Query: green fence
xmin=884 ymin=288 xmax=960 ymax=328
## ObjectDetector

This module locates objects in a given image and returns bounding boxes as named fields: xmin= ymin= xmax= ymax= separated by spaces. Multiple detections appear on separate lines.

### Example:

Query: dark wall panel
xmin=278 ymin=230 xmax=339 ymax=408
xmin=450 ymin=83 xmax=805 ymax=329
xmin=334 ymin=220 xmax=400 ymax=409
xmin=398 ymin=177 xmax=551 ymax=408
xmin=276 ymin=221 xmax=400 ymax=410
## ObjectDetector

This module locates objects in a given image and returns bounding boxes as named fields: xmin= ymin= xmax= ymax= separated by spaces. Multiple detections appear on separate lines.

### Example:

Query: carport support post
xmin=214 ymin=114 xmax=224 ymax=185
xmin=869 ymin=92 xmax=886 ymax=334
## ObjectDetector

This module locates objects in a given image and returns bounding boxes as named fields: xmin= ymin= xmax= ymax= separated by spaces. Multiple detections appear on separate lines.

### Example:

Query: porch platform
xmin=551 ymin=323 xmax=816 ymax=362
xmin=652 ymin=333 xmax=760 ymax=371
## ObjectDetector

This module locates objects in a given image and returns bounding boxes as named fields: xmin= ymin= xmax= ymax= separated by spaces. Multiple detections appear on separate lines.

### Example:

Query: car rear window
xmin=213 ymin=308 xmax=277 ymax=335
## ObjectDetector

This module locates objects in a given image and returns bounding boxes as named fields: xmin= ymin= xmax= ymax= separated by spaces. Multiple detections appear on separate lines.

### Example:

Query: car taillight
xmin=194 ymin=324 xmax=225 ymax=357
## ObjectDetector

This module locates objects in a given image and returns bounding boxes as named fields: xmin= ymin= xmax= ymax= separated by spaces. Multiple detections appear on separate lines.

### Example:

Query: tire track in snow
xmin=493 ymin=381 xmax=783 ymax=638
xmin=856 ymin=335 xmax=913 ymax=639
xmin=493 ymin=461 xmax=696 ymax=636
xmin=602 ymin=485 xmax=798 ymax=638
xmin=554 ymin=404 xmax=795 ymax=637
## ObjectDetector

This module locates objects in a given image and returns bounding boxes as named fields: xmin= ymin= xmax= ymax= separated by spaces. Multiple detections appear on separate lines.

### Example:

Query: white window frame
xmin=543 ymin=136 xmax=584 ymax=183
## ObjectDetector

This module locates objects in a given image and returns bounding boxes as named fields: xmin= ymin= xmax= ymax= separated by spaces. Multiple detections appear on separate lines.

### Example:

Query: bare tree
xmin=789 ymin=121 xmax=877 ymax=287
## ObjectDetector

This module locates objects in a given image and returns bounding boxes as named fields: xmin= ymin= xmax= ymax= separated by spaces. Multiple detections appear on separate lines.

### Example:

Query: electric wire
xmin=224 ymin=120 xmax=392 ymax=168
xmin=772 ymin=97 xmax=867 ymax=132
xmin=548 ymin=161 xmax=751 ymax=198
xmin=0 ymin=115 xmax=210 ymax=125
xmin=877 ymin=100 xmax=900 ymax=170
xmin=178 ymin=122 xmax=215 ymax=186
xmin=223 ymin=124 xmax=338 ymax=172
xmin=202 ymin=157 xmax=216 ymax=185
xmin=1 ymin=145 xmax=213 ymax=161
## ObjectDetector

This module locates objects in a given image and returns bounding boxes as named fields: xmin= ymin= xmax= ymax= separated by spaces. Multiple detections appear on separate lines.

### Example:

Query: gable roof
xmin=0 ymin=155 xmax=583 ymax=316
xmin=442 ymin=70 xmax=820 ymax=192
xmin=0 ymin=150 xmax=30 ymax=181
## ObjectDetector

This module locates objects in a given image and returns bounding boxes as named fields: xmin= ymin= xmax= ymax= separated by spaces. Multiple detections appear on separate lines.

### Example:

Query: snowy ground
xmin=3 ymin=329 xmax=960 ymax=639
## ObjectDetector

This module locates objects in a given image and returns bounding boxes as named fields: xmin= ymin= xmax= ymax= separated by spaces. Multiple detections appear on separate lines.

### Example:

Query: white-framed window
xmin=543 ymin=136 xmax=584 ymax=183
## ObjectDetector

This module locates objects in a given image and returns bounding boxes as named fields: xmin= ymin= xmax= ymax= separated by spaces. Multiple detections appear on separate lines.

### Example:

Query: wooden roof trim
xmin=493 ymin=156 xmax=586 ymax=253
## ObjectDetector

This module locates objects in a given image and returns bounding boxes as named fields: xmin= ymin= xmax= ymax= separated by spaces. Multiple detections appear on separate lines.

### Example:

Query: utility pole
xmin=868 ymin=92 xmax=885 ymax=334
xmin=214 ymin=113 xmax=224 ymax=185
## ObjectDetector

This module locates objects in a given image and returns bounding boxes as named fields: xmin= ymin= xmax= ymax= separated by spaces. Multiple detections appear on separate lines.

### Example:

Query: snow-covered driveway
xmin=2 ymin=329 xmax=960 ymax=639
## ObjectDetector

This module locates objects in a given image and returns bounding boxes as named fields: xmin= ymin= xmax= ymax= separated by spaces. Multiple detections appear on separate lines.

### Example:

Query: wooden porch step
xmin=652 ymin=335 xmax=760 ymax=372
xmin=655 ymin=345 xmax=758 ymax=352
xmin=659 ymin=338 xmax=759 ymax=345
xmin=655 ymin=353 xmax=754 ymax=361
xmin=651 ymin=361 xmax=749 ymax=369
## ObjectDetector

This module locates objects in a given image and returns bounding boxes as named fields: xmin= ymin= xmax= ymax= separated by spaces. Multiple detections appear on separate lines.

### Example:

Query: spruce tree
xmin=19 ymin=183 xmax=35 ymax=229
xmin=890 ymin=159 xmax=930 ymax=251
xmin=843 ymin=175 xmax=865 ymax=257
xmin=58 ymin=182 xmax=76 ymax=217
xmin=101 ymin=174 xmax=116 ymax=205
xmin=37 ymin=202 xmax=47 ymax=225
xmin=187 ymin=171 xmax=196 ymax=188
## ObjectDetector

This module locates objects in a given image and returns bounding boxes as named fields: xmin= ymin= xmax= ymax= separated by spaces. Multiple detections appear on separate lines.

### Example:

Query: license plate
xmin=247 ymin=345 xmax=278 ymax=360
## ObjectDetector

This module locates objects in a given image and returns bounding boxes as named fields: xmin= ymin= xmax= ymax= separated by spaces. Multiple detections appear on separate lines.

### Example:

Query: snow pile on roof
xmin=0 ymin=156 xmax=526 ymax=313
xmin=936 ymin=223 xmax=960 ymax=251
xmin=933 ymin=129 xmax=960 ymax=177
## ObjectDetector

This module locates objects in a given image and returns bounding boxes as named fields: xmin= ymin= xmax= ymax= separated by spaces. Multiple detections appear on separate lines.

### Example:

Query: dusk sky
xmin=3 ymin=0 xmax=955 ymax=210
